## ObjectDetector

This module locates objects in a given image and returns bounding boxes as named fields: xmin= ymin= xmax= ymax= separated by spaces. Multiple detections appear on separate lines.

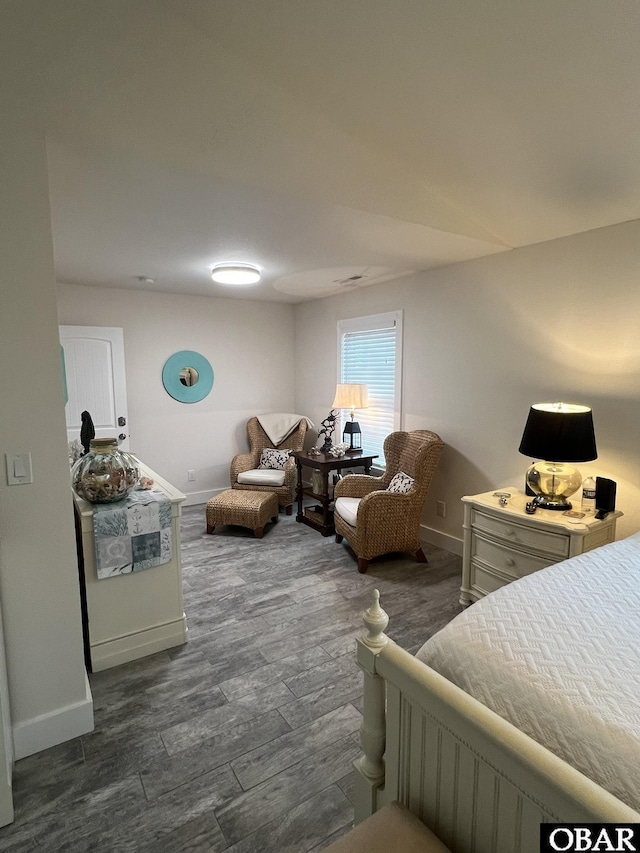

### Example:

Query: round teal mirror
xmin=162 ymin=351 xmax=214 ymax=403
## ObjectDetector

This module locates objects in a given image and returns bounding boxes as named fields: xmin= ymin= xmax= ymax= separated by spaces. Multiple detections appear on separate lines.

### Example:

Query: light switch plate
xmin=6 ymin=452 xmax=33 ymax=485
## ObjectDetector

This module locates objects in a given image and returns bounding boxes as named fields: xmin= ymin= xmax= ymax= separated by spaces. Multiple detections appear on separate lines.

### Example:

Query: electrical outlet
xmin=187 ymin=469 xmax=196 ymax=482
xmin=436 ymin=500 xmax=446 ymax=518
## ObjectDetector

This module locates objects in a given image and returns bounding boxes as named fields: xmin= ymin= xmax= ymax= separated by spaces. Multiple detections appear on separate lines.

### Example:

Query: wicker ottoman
xmin=206 ymin=489 xmax=278 ymax=539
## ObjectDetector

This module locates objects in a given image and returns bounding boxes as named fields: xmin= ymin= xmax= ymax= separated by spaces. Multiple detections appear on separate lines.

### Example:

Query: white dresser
xmin=74 ymin=461 xmax=187 ymax=671
xmin=460 ymin=488 xmax=622 ymax=606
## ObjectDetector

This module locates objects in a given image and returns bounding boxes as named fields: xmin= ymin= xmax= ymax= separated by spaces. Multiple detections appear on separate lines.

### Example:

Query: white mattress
xmin=416 ymin=533 xmax=640 ymax=810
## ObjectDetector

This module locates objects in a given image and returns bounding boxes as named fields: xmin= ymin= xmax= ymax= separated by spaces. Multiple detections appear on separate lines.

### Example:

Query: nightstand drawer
xmin=470 ymin=562 xmax=509 ymax=596
xmin=472 ymin=534 xmax=554 ymax=579
xmin=471 ymin=509 xmax=570 ymax=558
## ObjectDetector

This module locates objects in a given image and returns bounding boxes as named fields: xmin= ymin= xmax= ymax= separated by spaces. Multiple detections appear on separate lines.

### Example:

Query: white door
xmin=59 ymin=326 xmax=131 ymax=451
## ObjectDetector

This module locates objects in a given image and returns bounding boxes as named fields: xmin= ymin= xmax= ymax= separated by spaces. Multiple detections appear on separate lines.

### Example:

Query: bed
xmin=352 ymin=534 xmax=640 ymax=852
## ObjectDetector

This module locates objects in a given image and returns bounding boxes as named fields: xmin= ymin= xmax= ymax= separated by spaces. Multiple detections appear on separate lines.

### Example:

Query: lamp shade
xmin=518 ymin=403 xmax=597 ymax=463
xmin=332 ymin=384 xmax=369 ymax=411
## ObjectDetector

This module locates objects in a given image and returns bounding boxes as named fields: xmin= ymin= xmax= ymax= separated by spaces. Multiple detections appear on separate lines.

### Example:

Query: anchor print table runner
xmin=93 ymin=489 xmax=172 ymax=579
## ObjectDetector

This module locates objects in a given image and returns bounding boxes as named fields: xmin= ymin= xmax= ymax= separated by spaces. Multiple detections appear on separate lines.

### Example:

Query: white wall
xmin=295 ymin=219 xmax=640 ymax=549
xmin=57 ymin=284 xmax=297 ymax=501
xmin=0 ymin=129 xmax=92 ymax=759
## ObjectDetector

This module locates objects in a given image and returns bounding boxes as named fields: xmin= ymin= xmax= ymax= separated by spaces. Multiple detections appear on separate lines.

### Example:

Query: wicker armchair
xmin=231 ymin=416 xmax=308 ymax=514
xmin=334 ymin=430 xmax=444 ymax=573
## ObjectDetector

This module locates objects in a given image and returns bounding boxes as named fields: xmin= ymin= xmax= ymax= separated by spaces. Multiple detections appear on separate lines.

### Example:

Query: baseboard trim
xmin=420 ymin=524 xmax=463 ymax=557
xmin=182 ymin=488 xmax=221 ymax=507
xmin=13 ymin=672 xmax=94 ymax=760
xmin=90 ymin=614 xmax=188 ymax=672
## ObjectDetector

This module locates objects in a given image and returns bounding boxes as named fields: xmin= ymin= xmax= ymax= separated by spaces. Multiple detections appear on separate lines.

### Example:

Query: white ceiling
xmin=14 ymin=0 xmax=640 ymax=303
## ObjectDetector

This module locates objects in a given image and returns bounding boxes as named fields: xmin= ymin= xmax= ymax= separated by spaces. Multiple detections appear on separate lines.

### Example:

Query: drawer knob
xmin=505 ymin=527 xmax=515 ymax=536
xmin=505 ymin=557 xmax=515 ymax=567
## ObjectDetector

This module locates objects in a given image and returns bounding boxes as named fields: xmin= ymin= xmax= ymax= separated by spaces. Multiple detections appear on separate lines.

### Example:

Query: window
xmin=337 ymin=311 xmax=403 ymax=465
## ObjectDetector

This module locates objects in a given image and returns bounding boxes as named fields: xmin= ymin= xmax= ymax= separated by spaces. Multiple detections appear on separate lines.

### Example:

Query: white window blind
xmin=338 ymin=312 xmax=402 ymax=465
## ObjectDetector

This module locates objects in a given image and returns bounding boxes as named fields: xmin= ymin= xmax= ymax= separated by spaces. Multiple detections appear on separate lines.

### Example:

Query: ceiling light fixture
xmin=211 ymin=263 xmax=261 ymax=285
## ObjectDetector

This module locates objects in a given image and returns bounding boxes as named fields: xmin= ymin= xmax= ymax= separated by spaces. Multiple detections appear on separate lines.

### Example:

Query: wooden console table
xmin=73 ymin=460 xmax=187 ymax=671
xmin=292 ymin=449 xmax=378 ymax=536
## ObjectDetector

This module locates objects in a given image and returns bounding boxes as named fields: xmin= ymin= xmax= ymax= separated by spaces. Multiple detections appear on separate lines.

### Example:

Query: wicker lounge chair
xmin=230 ymin=416 xmax=308 ymax=514
xmin=333 ymin=429 xmax=444 ymax=572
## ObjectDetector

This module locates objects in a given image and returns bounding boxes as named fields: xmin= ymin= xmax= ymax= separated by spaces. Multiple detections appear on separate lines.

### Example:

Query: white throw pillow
xmin=258 ymin=448 xmax=290 ymax=470
xmin=386 ymin=471 xmax=414 ymax=494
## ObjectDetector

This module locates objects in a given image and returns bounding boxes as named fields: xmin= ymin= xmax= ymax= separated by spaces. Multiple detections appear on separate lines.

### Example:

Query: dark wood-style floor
xmin=0 ymin=504 xmax=462 ymax=853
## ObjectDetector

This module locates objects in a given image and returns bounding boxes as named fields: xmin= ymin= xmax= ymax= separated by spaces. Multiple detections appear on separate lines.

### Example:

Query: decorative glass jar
xmin=71 ymin=438 xmax=139 ymax=503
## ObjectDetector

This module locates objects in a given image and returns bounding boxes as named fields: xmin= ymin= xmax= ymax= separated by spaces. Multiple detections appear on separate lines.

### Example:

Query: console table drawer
xmin=471 ymin=509 xmax=569 ymax=558
xmin=472 ymin=534 xmax=553 ymax=579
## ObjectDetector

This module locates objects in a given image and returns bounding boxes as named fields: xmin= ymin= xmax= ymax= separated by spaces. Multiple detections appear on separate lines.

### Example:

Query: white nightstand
xmin=460 ymin=488 xmax=622 ymax=606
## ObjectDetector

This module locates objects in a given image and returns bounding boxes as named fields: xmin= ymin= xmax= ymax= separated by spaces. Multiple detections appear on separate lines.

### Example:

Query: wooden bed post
xmin=353 ymin=589 xmax=389 ymax=824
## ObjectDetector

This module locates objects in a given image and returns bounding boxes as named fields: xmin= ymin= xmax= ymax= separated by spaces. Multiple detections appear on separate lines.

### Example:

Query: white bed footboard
xmin=353 ymin=590 xmax=639 ymax=853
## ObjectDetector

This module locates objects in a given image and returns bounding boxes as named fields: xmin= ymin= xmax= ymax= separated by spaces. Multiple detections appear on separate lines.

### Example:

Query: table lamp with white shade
xmin=332 ymin=384 xmax=369 ymax=450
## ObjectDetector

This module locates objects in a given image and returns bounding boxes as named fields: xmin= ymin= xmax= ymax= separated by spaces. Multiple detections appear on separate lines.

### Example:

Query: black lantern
xmin=342 ymin=419 xmax=362 ymax=450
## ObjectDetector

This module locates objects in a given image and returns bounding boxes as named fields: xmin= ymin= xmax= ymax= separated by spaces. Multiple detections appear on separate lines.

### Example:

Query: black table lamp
xmin=518 ymin=402 xmax=597 ymax=510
